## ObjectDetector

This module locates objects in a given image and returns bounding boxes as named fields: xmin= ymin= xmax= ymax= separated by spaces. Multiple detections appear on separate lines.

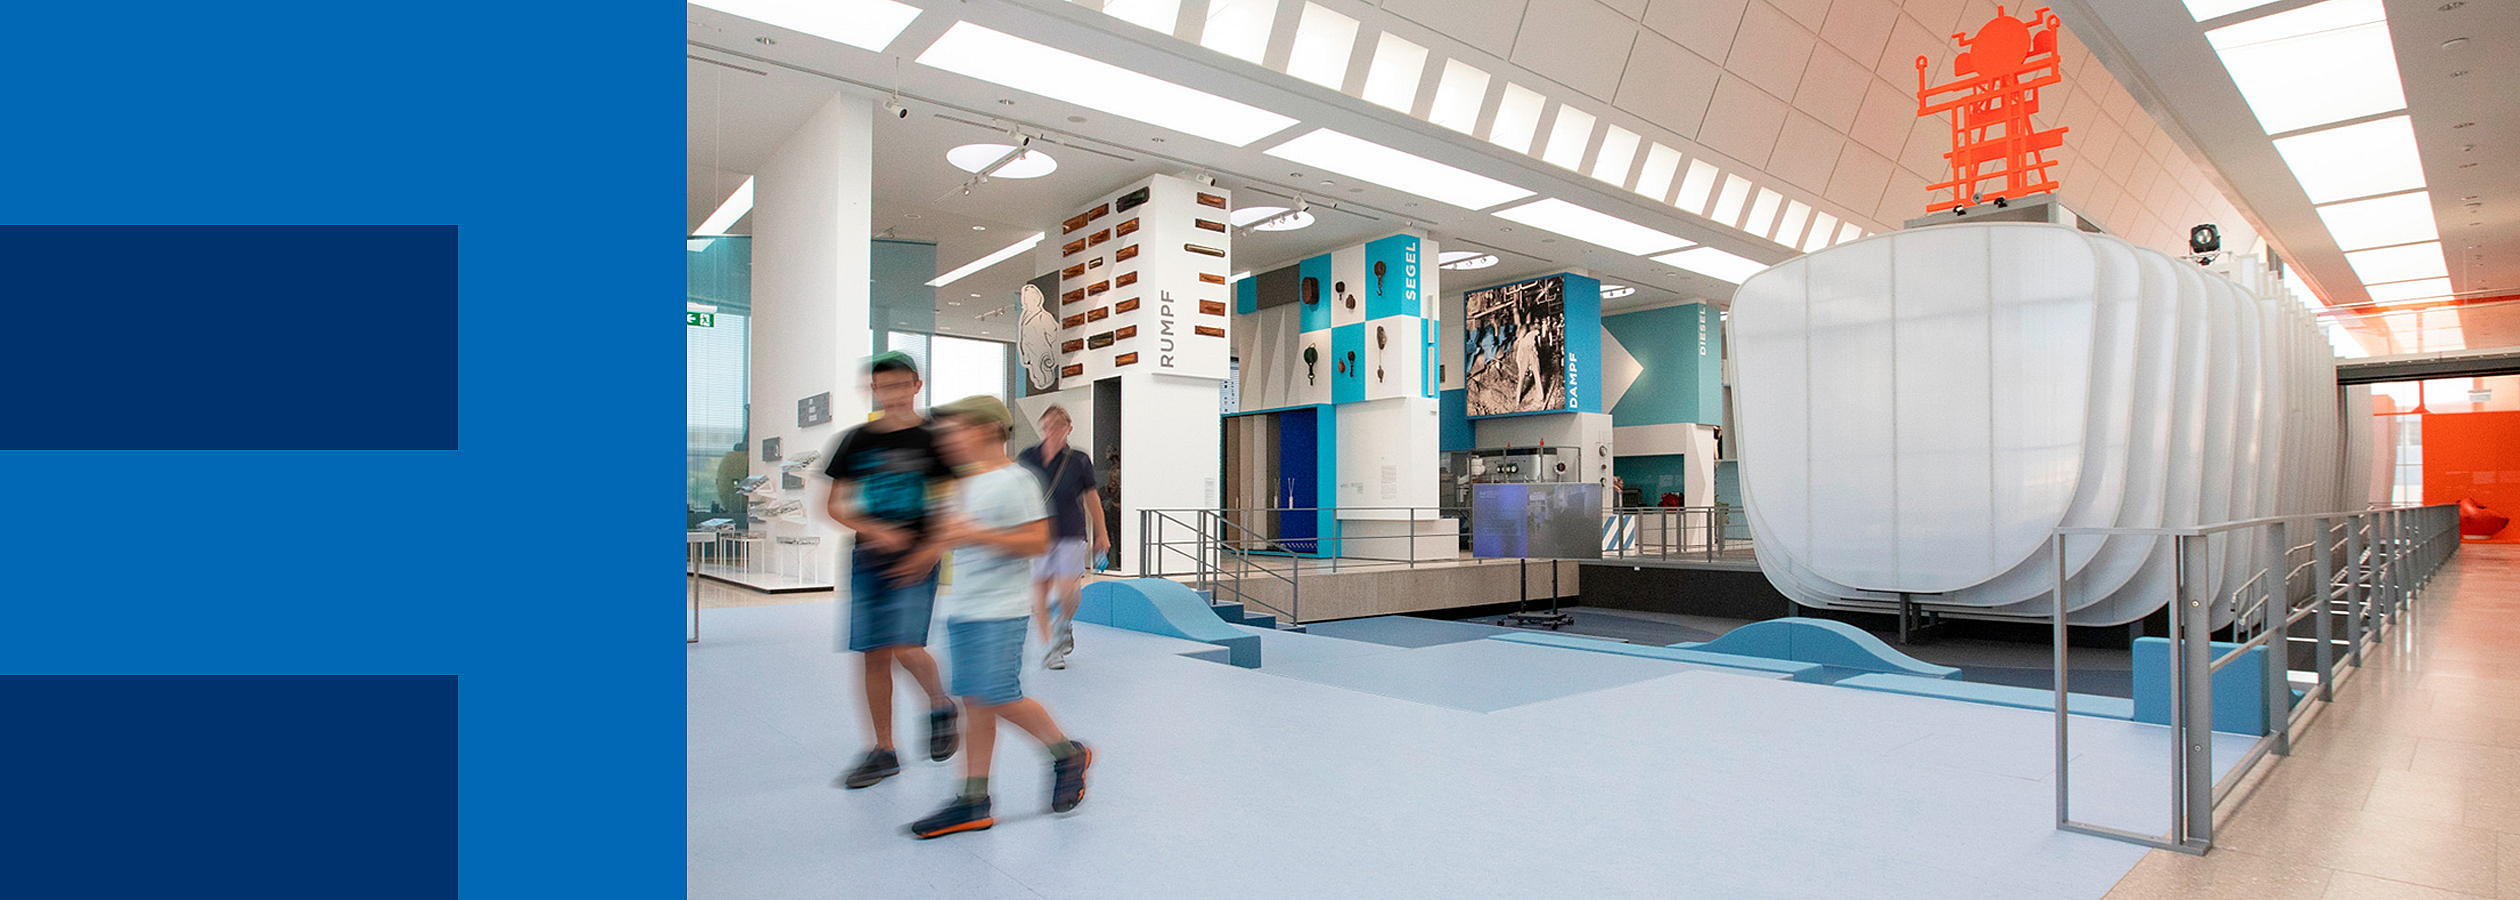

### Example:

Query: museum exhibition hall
xmin=686 ymin=1 xmax=2520 ymax=897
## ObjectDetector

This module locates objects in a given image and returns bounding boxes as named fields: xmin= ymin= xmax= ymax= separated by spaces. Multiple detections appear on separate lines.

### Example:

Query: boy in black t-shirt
xmin=822 ymin=353 xmax=960 ymax=789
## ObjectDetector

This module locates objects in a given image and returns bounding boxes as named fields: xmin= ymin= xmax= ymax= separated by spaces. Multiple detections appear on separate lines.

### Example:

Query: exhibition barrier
xmin=2050 ymin=503 xmax=2460 ymax=854
xmin=1138 ymin=503 xmax=1752 ymax=625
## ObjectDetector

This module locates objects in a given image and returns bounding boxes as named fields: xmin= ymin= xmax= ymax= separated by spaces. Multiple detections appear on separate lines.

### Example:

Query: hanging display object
xmin=1086 ymin=306 xmax=1108 ymax=321
xmin=1116 ymin=244 xmax=1139 ymax=262
xmin=1195 ymin=325 xmax=1225 ymax=338
xmin=1062 ymin=238 xmax=1086 ymax=255
xmin=1117 ymin=272 xmax=1139 ymax=287
xmin=1186 ymin=243 xmax=1225 ymax=257
xmin=1114 ymin=188 xmax=1148 ymax=213
xmin=1462 ymin=275 xmax=1572 ymax=416
xmin=1116 ymin=217 xmax=1139 ymax=237
xmin=1302 ymin=277 xmax=1319 ymax=305
xmin=1114 ymin=298 xmax=1140 ymax=313
xmin=1731 ymin=222 xmax=2341 ymax=627
xmin=1115 ymin=325 xmax=1137 ymax=340
xmin=1374 ymin=260 xmax=1387 ymax=293
xmin=1916 ymin=7 xmax=2069 ymax=212
xmin=1017 ymin=276 xmax=1062 ymax=393
xmin=1062 ymin=264 xmax=1085 ymax=279
xmin=1087 ymin=203 xmax=1111 ymax=221
xmin=1196 ymin=192 xmax=1227 ymax=209
xmin=1304 ymin=346 xmax=1318 ymax=383
xmin=1062 ymin=213 xmax=1088 ymax=234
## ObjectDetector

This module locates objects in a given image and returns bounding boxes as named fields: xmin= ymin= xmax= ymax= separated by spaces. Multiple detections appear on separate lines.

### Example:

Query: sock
xmin=1046 ymin=740 xmax=1076 ymax=762
xmin=931 ymin=702 xmax=955 ymax=716
xmin=960 ymin=777 xmax=989 ymax=799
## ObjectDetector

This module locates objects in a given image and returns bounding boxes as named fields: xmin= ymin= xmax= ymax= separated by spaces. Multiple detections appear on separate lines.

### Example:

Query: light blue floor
xmin=1298 ymin=614 xmax=1520 ymax=648
xmin=691 ymin=601 xmax=2254 ymax=900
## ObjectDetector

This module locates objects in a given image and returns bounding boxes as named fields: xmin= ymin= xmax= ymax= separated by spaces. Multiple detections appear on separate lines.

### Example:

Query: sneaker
xmin=909 ymin=795 xmax=994 ymax=839
xmin=1050 ymin=741 xmax=1093 ymax=814
xmin=1044 ymin=644 xmax=1068 ymax=670
xmin=841 ymin=748 xmax=899 ymax=789
xmin=928 ymin=705 xmax=959 ymax=762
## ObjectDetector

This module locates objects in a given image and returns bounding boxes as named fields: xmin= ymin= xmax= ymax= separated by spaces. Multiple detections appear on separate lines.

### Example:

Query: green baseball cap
xmin=932 ymin=394 xmax=1013 ymax=431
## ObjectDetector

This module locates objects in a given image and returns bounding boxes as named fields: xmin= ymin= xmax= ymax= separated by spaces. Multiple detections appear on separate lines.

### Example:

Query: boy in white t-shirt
xmin=897 ymin=395 xmax=1092 ymax=839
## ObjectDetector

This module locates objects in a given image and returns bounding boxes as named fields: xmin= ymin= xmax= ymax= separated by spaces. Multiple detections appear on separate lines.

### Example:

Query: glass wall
xmin=884 ymin=330 xmax=1011 ymax=409
xmin=689 ymin=237 xmax=752 ymax=525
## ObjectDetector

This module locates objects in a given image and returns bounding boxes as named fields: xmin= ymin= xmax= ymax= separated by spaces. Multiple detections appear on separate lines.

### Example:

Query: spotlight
xmin=2188 ymin=224 xmax=2220 ymax=255
xmin=882 ymin=96 xmax=909 ymax=119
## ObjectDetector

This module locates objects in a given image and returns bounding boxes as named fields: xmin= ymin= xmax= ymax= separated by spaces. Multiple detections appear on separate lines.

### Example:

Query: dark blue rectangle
xmin=5 ymin=675 xmax=455 ymax=898
xmin=0 ymin=225 xmax=454 ymax=449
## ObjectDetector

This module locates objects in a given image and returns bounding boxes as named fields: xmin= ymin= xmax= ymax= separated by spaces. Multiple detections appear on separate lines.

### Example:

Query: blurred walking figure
xmin=1017 ymin=405 xmax=1107 ymax=669
xmin=905 ymin=395 xmax=1093 ymax=839
xmin=823 ymin=353 xmax=959 ymax=789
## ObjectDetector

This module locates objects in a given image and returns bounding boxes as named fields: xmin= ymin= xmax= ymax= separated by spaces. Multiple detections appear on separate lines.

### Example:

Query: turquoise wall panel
xmin=1298 ymin=254 xmax=1332 ymax=333
xmin=1365 ymin=234 xmax=1422 ymax=318
xmin=1331 ymin=323 xmax=1365 ymax=404
xmin=871 ymin=239 xmax=937 ymax=335
xmin=1602 ymin=302 xmax=1723 ymax=426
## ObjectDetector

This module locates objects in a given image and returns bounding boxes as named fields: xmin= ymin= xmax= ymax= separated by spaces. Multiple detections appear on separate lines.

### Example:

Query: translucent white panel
xmin=2273 ymin=116 xmax=2425 ymax=204
xmin=1742 ymin=189 xmax=1784 ymax=239
xmin=1487 ymin=83 xmax=1546 ymax=154
xmin=2345 ymin=241 xmax=2447 ymax=284
xmin=1590 ymin=126 xmax=1640 ymax=187
xmin=1881 ymin=228 xmax=1996 ymax=590
xmin=1362 ymin=32 xmax=1428 ymax=112
xmin=1801 ymin=213 xmax=1837 ymax=252
xmin=1287 ymin=3 xmax=1359 ymax=89
xmin=1427 ymin=60 xmax=1489 ymax=134
xmin=2317 ymin=191 xmax=2437 ymax=251
xmin=1634 ymin=144 xmax=1684 ymax=202
xmin=1102 ymin=0 xmax=1183 ymax=33
xmin=1772 ymin=201 xmax=1812 ymax=246
xmin=1674 ymin=160 xmax=1721 ymax=215
xmin=1200 ymin=0 xmax=1277 ymax=63
xmin=1981 ymin=227 xmax=2101 ymax=589
xmin=2206 ymin=0 xmax=2404 ymax=135
xmin=1543 ymin=106 xmax=1596 ymax=170
xmin=1710 ymin=175 xmax=1753 ymax=226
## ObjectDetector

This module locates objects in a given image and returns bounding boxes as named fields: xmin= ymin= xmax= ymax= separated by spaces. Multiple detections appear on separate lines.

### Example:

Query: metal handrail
xmin=2052 ymin=503 xmax=2460 ymax=854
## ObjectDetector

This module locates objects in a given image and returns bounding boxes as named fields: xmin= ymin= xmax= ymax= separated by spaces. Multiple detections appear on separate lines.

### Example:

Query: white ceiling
xmin=2054 ymin=0 xmax=2520 ymax=354
xmin=686 ymin=0 xmax=1781 ymax=343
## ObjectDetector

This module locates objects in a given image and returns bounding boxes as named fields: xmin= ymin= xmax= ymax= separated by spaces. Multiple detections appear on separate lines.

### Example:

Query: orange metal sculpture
xmin=1916 ymin=6 xmax=2069 ymax=213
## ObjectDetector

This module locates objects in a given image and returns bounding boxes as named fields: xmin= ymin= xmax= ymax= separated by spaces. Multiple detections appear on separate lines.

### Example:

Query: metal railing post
xmin=2264 ymin=521 xmax=2291 ymax=757
xmin=2312 ymin=516 xmax=2335 ymax=702
xmin=1138 ymin=509 xmax=1152 ymax=575
xmin=2052 ymin=531 xmax=2071 ymax=828
xmin=2346 ymin=519 xmax=2368 ymax=665
xmin=2179 ymin=533 xmax=2215 ymax=848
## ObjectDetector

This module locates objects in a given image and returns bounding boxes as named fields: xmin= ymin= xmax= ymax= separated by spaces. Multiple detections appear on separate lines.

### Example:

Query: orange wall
xmin=2423 ymin=410 xmax=2520 ymax=542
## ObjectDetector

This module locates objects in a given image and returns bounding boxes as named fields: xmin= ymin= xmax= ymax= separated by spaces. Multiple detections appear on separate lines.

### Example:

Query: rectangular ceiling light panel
xmin=2272 ymin=115 xmax=2426 ymax=204
xmin=1742 ymin=189 xmax=1784 ymax=240
xmin=2364 ymin=277 xmax=2450 ymax=304
xmin=1542 ymin=106 xmax=1597 ymax=171
xmin=2344 ymin=241 xmax=2447 ymax=285
xmin=2316 ymin=190 xmax=2437 ymax=251
xmin=1674 ymin=160 xmax=1721 ymax=215
xmin=1101 ymin=0 xmax=1184 ymax=34
xmin=1652 ymin=247 xmax=1769 ymax=284
xmin=1772 ymin=200 xmax=1811 ymax=246
xmin=690 ymin=0 xmax=922 ymax=52
xmin=695 ymin=176 xmax=756 ymax=236
xmin=929 ymin=232 xmax=1046 ymax=287
xmin=1428 ymin=60 xmax=1490 ymax=134
xmin=1488 ymin=83 xmax=1547 ymax=154
xmin=1492 ymin=198 xmax=1694 ymax=256
xmin=1200 ymin=0 xmax=1278 ymax=63
xmin=1264 ymin=128 xmax=1535 ymax=209
xmin=919 ymin=23 xmax=1298 ymax=147
xmin=1710 ymin=175 xmax=1754 ymax=227
xmin=1835 ymin=222 xmax=1864 ymax=245
xmin=1590 ymin=126 xmax=1640 ymax=187
xmin=1287 ymin=3 xmax=1360 ymax=90
xmin=1802 ymin=212 xmax=1837 ymax=252
xmin=1362 ymin=33 xmax=1429 ymax=112
xmin=2205 ymin=0 xmax=2404 ymax=135
xmin=1634 ymin=144 xmax=1683 ymax=203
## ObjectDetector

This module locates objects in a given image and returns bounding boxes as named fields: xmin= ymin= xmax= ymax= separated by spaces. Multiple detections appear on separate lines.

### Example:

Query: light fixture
xmin=1428 ymin=60 xmax=1490 ymax=134
xmin=1491 ymin=198 xmax=1693 ymax=256
xmin=688 ymin=0 xmax=923 ymax=53
xmin=1771 ymin=201 xmax=1812 ymax=247
xmin=1362 ymin=32 xmax=1428 ymax=112
xmin=2317 ymin=191 xmax=2438 ymax=251
xmin=2274 ymin=116 xmax=2427 ymax=203
xmin=1652 ymin=247 xmax=1769 ymax=284
xmin=688 ymin=302 xmax=720 ymax=313
xmin=1100 ymin=0 xmax=1182 ymax=33
xmin=1674 ymin=160 xmax=1721 ymax=215
xmin=1590 ymin=126 xmax=1640 ymax=188
xmin=1488 ymin=83 xmax=1547 ymax=155
xmin=1251 ymin=210 xmax=1315 ymax=231
xmin=917 ymin=22 xmax=1298 ymax=147
xmin=1439 ymin=253 xmax=1499 ymax=271
xmin=1231 ymin=206 xmax=1289 ymax=227
xmin=694 ymin=176 xmax=755 ymax=236
xmin=1229 ymin=270 xmax=1255 ymax=283
xmin=928 ymin=232 xmax=1045 ymax=287
xmin=2344 ymin=241 xmax=2448 ymax=284
xmin=945 ymin=143 xmax=1058 ymax=178
xmin=1543 ymin=107 xmax=1596 ymax=171
xmin=1286 ymin=2 xmax=1359 ymax=89
xmin=1264 ymin=128 xmax=1535 ymax=209
xmin=1742 ymin=189 xmax=1784 ymax=239
xmin=1199 ymin=0 xmax=1278 ymax=64
xmin=1634 ymin=144 xmax=1683 ymax=202
xmin=1802 ymin=213 xmax=1838 ymax=252
xmin=1834 ymin=222 xmax=1865 ymax=246
xmin=2206 ymin=0 xmax=2405 ymax=135
xmin=1709 ymin=175 xmax=1753 ymax=226
xmin=1600 ymin=285 xmax=1637 ymax=299
xmin=2365 ymin=278 xmax=2452 ymax=303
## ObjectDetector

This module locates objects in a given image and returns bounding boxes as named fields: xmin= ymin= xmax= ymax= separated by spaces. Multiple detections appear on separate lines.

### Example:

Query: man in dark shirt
xmin=822 ymin=353 xmax=959 ymax=789
xmin=1015 ymin=405 xmax=1106 ymax=670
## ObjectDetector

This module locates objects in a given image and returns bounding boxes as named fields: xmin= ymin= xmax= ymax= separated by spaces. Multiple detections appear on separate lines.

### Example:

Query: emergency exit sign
xmin=687 ymin=312 xmax=714 ymax=327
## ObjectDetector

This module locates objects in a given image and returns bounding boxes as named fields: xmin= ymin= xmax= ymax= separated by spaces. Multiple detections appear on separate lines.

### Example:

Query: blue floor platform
xmin=691 ymin=602 xmax=2256 ymax=900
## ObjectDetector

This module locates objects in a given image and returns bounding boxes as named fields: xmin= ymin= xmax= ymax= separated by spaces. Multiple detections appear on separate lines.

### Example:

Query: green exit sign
xmin=687 ymin=312 xmax=715 ymax=327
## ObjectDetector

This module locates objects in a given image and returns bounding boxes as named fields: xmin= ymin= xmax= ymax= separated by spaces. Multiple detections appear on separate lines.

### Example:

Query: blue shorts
xmin=844 ymin=559 xmax=939 ymax=653
xmin=946 ymin=616 xmax=1028 ymax=706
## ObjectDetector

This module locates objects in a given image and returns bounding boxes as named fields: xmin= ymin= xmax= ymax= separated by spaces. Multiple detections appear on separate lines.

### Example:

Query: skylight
xmin=2205 ymin=0 xmax=2404 ymax=135
xmin=1264 ymin=128 xmax=1536 ymax=209
xmin=2343 ymin=241 xmax=2448 ymax=285
xmin=1492 ymin=198 xmax=1694 ymax=256
xmin=918 ymin=22 xmax=1298 ymax=147
xmin=1287 ymin=3 xmax=1359 ymax=90
xmin=2271 ymin=115 xmax=2426 ymax=204
xmin=1428 ymin=61 xmax=1490 ymax=134
xmin=1362 ymin=33 xmax=1428 ymax=112
xmin=2315 ymin=191 xmax=2436 ymax=252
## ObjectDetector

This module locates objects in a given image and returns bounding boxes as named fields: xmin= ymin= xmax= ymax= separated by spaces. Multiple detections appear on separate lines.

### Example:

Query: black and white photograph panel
xmin=1462 ymin=276 xmax=1568 ymax=417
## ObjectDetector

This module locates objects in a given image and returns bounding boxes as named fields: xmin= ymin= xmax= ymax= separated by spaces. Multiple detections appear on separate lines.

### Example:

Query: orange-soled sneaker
xmin=1050 ymin=742 xmax=1092 ymax=814
xmin=909 ymin=795 xmax=993 ymax=839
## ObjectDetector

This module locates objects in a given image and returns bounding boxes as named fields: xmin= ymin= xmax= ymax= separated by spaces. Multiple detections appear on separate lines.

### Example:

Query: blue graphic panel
xmin=1440 ymin=388 xmax=1473 ymax=451
xmin=1299 ymin=253 xmax=1333 ymax=332
xmin=1562 ymin=274 xmax=1603 ymax=414
xmin=1235 ymin=272 xmax=1258 ymax=314
xmin=1603 ymin=302 xmax=1724 ymax=426
xmin=1365 ymin=233 xmax=1422 ymax=318
xmin=1331 ymin=323 xmax=1366 ymax=404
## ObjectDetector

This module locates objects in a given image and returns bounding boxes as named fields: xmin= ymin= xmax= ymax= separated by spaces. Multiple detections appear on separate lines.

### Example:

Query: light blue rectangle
xmin=1365 ymin=233 xmax=1421 ymax=318
xmin=1331 ymin=323 xmax=1365 ymax=404
xmin=1299 ymin=254 xmax=1332 ymax=332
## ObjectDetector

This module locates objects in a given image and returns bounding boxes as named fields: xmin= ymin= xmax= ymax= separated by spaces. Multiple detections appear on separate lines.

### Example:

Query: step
xmin=1239 ymin=613 xmax=1276 ymax=629
xmin=1209 ymin=601 xmax=1245 ymax=622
